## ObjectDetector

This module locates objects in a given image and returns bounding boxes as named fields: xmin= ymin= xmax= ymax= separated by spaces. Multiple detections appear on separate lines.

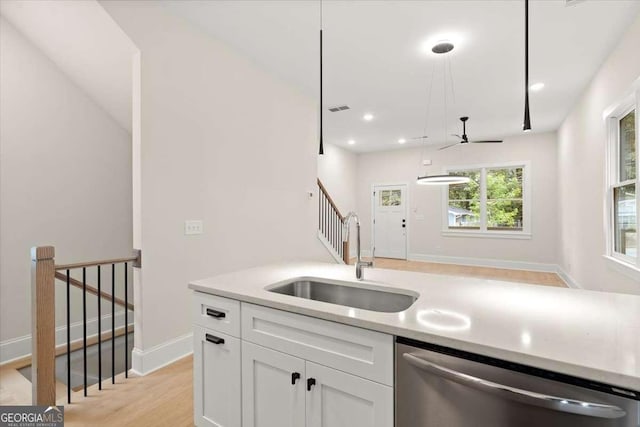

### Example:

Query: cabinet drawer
xmin=193 ymin=292 xmax=240 ymax=337
xmin=193 ymin=326 xmax=241 ymax=427
xmin=241 ymin=303 xmax=393 ymax=386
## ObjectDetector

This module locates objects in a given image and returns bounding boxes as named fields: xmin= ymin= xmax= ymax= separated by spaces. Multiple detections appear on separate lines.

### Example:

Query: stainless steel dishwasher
xmin=396 ymin=337 xmax=640 ymax=427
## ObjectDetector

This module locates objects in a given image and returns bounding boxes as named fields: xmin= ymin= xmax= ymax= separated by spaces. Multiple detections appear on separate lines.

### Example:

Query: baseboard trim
xmin=407 ymin=253 xmax=558 ymax=273
xmin=556 ymin=266 xmax=582 ymax=289
xmin=0 ymin=310 xmax=131 ymax=365
xmin=131 ymin=332 xmax=193 ymax=376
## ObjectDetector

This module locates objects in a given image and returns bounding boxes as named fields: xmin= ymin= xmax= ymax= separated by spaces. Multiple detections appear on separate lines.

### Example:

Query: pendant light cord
xmin=319 ymin=0 xmax=324 ymax=154
xmin=447 ymin=54 xmax=456 ymax=106
xmin=421 ymin=60 xmax=437 ymax=170
xmin=523 ymin=0 xmax=531 ymax=131
xmin=443 ymin=55 xmax=448 ymax=146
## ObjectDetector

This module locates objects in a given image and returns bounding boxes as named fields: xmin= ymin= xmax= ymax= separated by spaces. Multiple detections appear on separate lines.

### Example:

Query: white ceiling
xmin=0 ymin=0 xmax=138 ymax=133
xmin=163 ymin=0 xmax=640 ymax=152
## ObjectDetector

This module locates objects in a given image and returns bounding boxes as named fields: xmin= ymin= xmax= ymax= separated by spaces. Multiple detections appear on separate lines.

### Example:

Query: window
xmin=608 ymin=106 xmax=638 ymax=266
xmin=444 ymin=163 xmax=529 ymax=237
xmin=380 ymin=189 xmax=401 ymax=206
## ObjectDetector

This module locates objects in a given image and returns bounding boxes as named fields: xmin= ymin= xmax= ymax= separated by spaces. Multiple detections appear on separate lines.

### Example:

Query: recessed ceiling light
xmin=530 ymin=82 xmax=545 ymax=91
xmin=363 ymin=113 xmax=374 ymax=121
xmin=398 ymin=138 xmax=406 ymax=144
xmin=348 ymin=139 xmax=356 ymax=145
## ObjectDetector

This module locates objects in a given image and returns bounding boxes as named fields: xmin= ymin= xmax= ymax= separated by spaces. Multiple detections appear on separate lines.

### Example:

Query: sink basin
xmin=266 ymin=278 xmax=418 ymax=313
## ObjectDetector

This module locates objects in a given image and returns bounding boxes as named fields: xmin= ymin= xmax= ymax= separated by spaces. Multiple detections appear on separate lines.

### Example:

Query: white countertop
xmin=189 ymin=262 xmax=640 ymax=391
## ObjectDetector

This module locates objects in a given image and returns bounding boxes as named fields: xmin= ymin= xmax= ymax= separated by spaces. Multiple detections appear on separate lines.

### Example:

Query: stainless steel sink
xmin=266 ymin=278 xmax=418 ymax=313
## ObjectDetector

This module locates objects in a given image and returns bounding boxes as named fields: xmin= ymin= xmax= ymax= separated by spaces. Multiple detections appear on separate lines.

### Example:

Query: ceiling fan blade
xmin=470 ymin=140 xmax=503 ymax=143
xmin=438 ymin=142 xmax=461 ymax=151
xmin=451 ymin=134 xmax=463 ymax=139
xmin=410 ymin=135 xmax=429 ymax=140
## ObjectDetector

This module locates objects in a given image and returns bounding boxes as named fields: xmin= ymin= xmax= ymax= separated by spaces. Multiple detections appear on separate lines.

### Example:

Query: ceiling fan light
xmin=416 ymin=175 xmax=471 ymax=185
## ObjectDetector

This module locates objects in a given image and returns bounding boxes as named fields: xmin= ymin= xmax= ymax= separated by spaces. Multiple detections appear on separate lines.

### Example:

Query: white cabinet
xmin=306 ymin=361 xmax=393 ymax=427
xmin=242 ymin=341 xmax=392 ymax=427
xmin=192 ymin=294 xmax=393 ymax=427
xmin=193 ymin=327 xmax=241 ymax=427
xmin=241 ymin=341 xmax=306 ymax=427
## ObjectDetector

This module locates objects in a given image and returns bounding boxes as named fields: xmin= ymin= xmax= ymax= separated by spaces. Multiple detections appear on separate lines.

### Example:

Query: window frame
xmin=604 ymin=88 xmax=640 ymax=275
xmin=441 ymin=161 xmax=531 ymax=239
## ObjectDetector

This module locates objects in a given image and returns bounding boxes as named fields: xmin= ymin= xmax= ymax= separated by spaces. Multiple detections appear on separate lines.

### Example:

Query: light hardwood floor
xmin=63 ymin=355 xmax=193 ymax=427
xmin=0 ymin=356 xmax=193 ymax=427
xmin=350 ymin=257 xmax=567 ymax=287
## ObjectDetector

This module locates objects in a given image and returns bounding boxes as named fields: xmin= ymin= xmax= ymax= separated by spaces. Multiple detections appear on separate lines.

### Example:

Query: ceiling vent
xmin=328 ymin=105 xmax=350 ymax=112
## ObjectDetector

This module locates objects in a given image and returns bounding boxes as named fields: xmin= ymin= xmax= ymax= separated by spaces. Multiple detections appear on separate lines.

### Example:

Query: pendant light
xmin=416 ymin=174 xmax=471 ymax=185
xmin=318 ymin=0 xmax=324 ymax=155
xmin=415 ymin=41 xmax=470 ymax=186
xmin=523 ymin=0 xmax=532 ymax=132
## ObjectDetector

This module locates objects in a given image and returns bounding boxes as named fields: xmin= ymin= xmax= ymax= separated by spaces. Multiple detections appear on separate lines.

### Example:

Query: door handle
xmin=206 ymin=308 xmax=226 ymax=319
xmin=307 ymin=378 xmax=316 ymax=391
xmin=402 ymin=353 xmax=626 ymax=419
xmin=291 ymin=372 xmax=301 ymax=385
xmin=205 ymin=333 xmax=225 ymax=345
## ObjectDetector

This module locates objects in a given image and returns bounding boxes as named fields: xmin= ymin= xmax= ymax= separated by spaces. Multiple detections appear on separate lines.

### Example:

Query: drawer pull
xmin=206 ymin=308 xmax=226 ymax=319
xmin=291 ymin=372 xmax=301 ymax=385
xmin=307 ymin=377 xmax=316 ymax=391
xmin=205 ymin=333 xmax=225 ymax=345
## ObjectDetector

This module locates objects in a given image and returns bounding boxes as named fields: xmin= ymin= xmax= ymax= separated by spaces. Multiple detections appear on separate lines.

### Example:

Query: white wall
xmin=100 ymin=1 xmax=331 ymax=372
xmin=317 ymin=143 xmax=358 ymax=217
xmin=557 ymin=14 xmax=640 ymax=295
xmin=356 ymin=132 xmax=558 ymax=267
xmin=0 ymin=18 xmax=132 ymax=362
xmin=0 ymin=0 xmax=136 ymax=132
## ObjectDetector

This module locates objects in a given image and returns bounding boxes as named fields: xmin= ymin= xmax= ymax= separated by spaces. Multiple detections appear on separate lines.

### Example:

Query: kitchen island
xmin=188 ymin=262 xmax=640 ymax=426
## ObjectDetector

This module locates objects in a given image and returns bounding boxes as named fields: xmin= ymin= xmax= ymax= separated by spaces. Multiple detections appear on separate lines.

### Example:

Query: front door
xmin=373 ymin=184 xmax=407 ymax=259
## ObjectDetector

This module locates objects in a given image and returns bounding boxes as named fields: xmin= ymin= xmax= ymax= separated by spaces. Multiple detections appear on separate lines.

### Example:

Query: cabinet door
xmin=242 ymin=341 xmax=306 ymax=427
xmin=306 ymin=361 xmax=393 ymax=427
xmin=193 ymin=326 xmax=241 ymax=427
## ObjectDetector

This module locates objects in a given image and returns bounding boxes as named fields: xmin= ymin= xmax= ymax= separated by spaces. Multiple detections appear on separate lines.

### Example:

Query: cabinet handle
xmin=206 ymin=308 xmax=226 ymax=318
xmin=205 ymin=333 xmax=225 ymax=345
xmin=307 ymin=378 xmax=316 ymax=391
xmin=291 ymin=372 xmax=301 ymax=385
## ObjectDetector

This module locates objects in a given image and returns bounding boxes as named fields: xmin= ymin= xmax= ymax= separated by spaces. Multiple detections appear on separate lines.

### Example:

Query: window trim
xmin=604 ymin=87 xmax=639 ymax=272
xmin=441 ymin=161 xmax=532 ymax=239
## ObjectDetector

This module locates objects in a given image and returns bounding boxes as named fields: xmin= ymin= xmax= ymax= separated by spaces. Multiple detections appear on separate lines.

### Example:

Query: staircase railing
xmin=30 ymin=246 xmax=140 ymax=405
xmin=317 ymin=179 xmax=350 ymax=264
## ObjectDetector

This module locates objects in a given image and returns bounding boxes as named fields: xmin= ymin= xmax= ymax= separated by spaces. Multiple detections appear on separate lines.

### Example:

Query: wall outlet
xmin=185 ymin=220 xmax=203 ymax=235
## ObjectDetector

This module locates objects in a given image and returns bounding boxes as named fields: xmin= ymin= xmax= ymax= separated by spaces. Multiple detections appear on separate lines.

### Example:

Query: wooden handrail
xmin=54 ymin=271 xmax=134 ymax=311
xmin=31 ymin=245 xmax=138 ymax=405
xmin=317 ymin=178 xmax=345 ymax=221
xmin=55 ymin=254 xmax=139 ymax=271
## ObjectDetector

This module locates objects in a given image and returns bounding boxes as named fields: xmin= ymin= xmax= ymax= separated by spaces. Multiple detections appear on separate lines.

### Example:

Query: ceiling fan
xmin=438 ymin=117 xmax=503 ymax=151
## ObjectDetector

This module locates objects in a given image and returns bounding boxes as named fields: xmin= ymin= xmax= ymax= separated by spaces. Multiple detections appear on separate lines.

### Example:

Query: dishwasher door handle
xmin=402 ymin=353 xmax=626 ymax=419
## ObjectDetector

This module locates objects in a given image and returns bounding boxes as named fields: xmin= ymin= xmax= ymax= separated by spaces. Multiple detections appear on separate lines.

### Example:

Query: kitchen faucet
xmin=343 ymin=212 xmax=374 ymax=280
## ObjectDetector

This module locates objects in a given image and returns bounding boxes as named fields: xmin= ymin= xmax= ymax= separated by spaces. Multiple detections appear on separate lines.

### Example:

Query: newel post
xmin=31 ymin=246 xmax=56 ymax=405
xmin=342 ymin=241 xmax=350 ymax=264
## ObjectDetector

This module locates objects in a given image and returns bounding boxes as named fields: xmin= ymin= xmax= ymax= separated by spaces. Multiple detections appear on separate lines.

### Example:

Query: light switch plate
xmin=185 ymin=220 xmax=203 ymax=235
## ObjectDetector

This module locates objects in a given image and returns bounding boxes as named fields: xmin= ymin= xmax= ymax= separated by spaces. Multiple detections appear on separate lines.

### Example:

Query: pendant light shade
xmin=319 ymin=28 xmax=324 ymax=154
xmin=318 ymin=1 xmax=324 ymax=155
xmin=523 ymin=0 xmax=532 ymax=132
xmin=416 ymin=175 xmax=471 ymax=185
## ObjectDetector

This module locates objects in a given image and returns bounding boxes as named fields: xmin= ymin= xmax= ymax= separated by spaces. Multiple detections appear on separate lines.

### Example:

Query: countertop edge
xmin=188 ymin=282 xmax=640 ymax=392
